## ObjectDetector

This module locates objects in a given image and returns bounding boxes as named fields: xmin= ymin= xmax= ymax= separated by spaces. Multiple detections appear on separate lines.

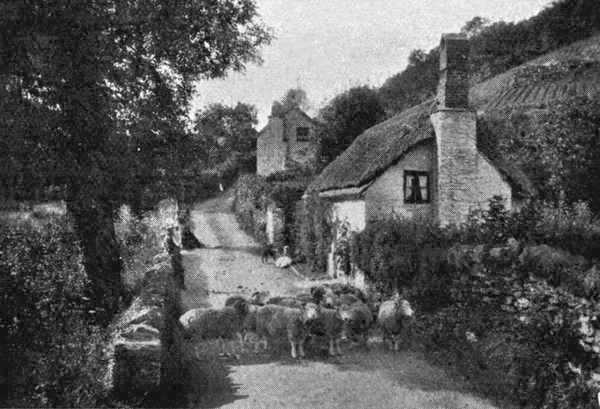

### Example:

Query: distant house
xmin=308 ymin=32 xmax=600 ymax=277
xmin=256 ymin=104 xmax=319 ymax=177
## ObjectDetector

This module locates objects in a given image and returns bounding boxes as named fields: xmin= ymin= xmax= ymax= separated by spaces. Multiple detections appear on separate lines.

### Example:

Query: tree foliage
xmin=318 ymin=86 xmax=385 ymax=164
xmin=479 ymin=95 xmax=600 ymax=212
xmin=378 ymin=0 xmax=600 ymax=116
xmin=192 ymin=102 xmax=259 ymax=174
xmin=0 ymin=0 xmax=271 ymax=322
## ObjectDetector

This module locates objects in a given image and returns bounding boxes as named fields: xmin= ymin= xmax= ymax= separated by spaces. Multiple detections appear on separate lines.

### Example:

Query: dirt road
xmin=181 ymin=193 xmax=502 ymax=409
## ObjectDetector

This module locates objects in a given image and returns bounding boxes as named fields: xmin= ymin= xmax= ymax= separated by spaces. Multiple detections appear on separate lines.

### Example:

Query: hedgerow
xmin=0 ymin=214 xmax=107 ymax=408
xmin=347 ymin=198 xmax=600 ymax=408
xmin=233 ymin=170 xmax=311 ymax=250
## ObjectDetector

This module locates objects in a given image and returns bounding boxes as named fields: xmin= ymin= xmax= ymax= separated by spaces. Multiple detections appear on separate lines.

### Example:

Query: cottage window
xmin=404 ymin=171 xmax=430 ymax=204
xmin=296 ymin=127 xmax=310 ymax=141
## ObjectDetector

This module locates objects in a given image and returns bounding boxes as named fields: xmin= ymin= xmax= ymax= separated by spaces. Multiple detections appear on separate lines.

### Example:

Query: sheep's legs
xmin=335 ymin=338 xmax=342 ymax=356
xmin=393 ymin=335 xmax=400 ymax=352
xmin=328 ymin=339 xmax=336 ymax=356
xmin=298 ymin=339 xmax=306 ymax=358
xmin=290 ymin=341 xmax=298 ymax=358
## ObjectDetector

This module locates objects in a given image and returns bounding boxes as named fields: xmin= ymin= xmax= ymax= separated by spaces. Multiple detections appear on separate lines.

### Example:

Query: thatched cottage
xmin=308 ymin=33 xmax=600 ymax=277
xmin=256 ymin=104 xmax=319 ymax=177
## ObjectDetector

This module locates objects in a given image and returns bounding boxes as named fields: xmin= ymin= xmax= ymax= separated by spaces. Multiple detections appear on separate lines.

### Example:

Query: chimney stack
xmin=430 ymin=33 xmax=478 ymax=226
xmin=436 ymin=33 xmax=470 ymax=109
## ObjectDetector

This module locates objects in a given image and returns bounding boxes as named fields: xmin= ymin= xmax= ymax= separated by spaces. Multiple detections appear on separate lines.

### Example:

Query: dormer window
xmin=296 ymin=127 xmax=310 ymax=141
xmin=404 ymin=170 xmax=430 ymax=204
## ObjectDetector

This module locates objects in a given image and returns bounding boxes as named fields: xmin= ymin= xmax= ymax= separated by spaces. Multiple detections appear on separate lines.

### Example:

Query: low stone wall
xmin=105 ymin=231 xmax=185 ymax=404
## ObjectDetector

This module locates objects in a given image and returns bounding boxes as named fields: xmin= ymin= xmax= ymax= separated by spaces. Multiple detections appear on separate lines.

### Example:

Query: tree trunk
xmin=66 ymin=191 xmax=123 ymax=325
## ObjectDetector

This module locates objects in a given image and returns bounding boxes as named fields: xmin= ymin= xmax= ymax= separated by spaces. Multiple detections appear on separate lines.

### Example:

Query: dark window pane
xmin=297 ymin=127 xmax=310 ymax=141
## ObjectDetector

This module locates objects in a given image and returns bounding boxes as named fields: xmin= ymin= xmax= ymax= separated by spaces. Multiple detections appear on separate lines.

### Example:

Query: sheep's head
xmin=302 ymin=302 xmax=320 ymax=323
xmin=397 ymin=299 xmax=414 ymax=317
xmin=250 ymin=290 xmax=270 ymax=306
xmin=231 ymin=298 xmax=250 ymax=316
xmin=310 ymin=286 xmax=326 ymax=303
xmin=338 ymin=304 xmax=354 ymax=323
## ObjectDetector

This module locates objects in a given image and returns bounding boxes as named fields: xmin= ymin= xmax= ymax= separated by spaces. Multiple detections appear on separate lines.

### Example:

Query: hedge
xmin=0 ymin=213 xmax=107 ymax=408
xmin=233 ymin=170 xmax=311 ymax=250
xmin=347 ymin=198 xmax=600 ymax=408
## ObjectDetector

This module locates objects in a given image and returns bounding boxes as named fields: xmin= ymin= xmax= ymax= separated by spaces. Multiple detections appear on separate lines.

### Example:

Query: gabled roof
xmin=309 ymin=34 xmax=600 ymax=196
xmin=258 ymin=106 xmax=318 ymax=136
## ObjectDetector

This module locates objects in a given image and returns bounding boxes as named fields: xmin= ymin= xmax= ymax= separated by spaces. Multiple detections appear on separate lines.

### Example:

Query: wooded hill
xmin=377 ymin=0 xmax=600 ymax=116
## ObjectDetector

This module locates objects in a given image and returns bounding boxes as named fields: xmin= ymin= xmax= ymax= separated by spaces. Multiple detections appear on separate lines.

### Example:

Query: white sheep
xmin=339 ymin=300 xmax=373 ymax=347
xmin=305 ymin=303 xmax=345 ymax=356
xmin=377 ymin=294 xmax=415 ymax=351
xmin=253 ymin=304 xmax=317 ymax=359
xmin=179 ymin=300 xmax=249 ymax=356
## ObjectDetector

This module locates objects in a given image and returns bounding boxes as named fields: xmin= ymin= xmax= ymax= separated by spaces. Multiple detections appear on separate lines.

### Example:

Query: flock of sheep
xmin=179 ymin=283 xmax=415 ymax=359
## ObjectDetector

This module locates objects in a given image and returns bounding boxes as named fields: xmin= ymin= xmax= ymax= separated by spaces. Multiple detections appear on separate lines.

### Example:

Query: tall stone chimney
xmin=430 ymin=33 xmax=478 ymax=226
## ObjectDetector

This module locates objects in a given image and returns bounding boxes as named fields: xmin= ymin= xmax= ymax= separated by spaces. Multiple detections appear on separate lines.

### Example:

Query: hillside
xmin=377 ymin=0 xmax=600 ymax=116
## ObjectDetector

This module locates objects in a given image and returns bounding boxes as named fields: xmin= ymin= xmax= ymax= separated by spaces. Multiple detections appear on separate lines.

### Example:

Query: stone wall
xmin=431 ymin=109 xmax=479 ymax=226
xmin=106 ymin=218 xmax=184 ymax=404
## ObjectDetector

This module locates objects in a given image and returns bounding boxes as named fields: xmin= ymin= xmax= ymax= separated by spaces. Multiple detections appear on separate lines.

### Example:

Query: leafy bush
xmin=348 ymin=197 xmax=600 ymax=407
xmin=0 ymin=215 xmax=108 ymax=407
xmin=294 ymin=191 xmax=332 ymax=272
xmin=350 ymin=215 xmax=448 ymax=293
xmin=233 ymin=171 xmax=311 ymax=249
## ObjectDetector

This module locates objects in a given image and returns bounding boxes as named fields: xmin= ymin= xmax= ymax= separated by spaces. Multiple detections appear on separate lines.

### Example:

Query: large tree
xmin=192 ymin=102 xmax=258 ymax=173
xmin=318 ymin=86 xmax=385 ymax=164
xmin=0 ymin=1 xmax=271 ymax=322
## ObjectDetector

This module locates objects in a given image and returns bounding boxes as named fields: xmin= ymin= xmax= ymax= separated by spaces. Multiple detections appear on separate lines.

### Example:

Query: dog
xmin=261 ymin=243 xmax=276 ymax=263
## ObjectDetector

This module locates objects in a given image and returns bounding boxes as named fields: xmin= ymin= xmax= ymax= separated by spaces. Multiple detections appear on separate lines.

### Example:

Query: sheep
xmin=338 ymin=300 xmax=373 ymax=347
xmin=266 ymin=296 xmax=304 ymax=309
xmin=179 ymin=299 xmax=250 ymax=356
xmin=305 ymin=303 xmax=345 ymax=357
xmin=250 ymin=290 xmax=270 ymax=306
xmin=224 ymin=295 xmax=250 ymax=307
xmin=310 ymin=285 xmax=337 ymax=307
xmin=253 ymin=304 xmax=318 ymax=358
xmin=377 ymin=294 xmax=415 ymax=351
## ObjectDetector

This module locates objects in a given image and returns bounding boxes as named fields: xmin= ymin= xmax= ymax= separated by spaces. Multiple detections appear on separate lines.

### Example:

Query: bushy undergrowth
xmin=0 ymin=214 xmax=107 ymax=408
xmin=347 ymin=198 xmax=600 ymax=407
xmin=294 ymin=191 xmax=332 ymax=272
xmin=233 ymin=171 xmax=311 ymax=249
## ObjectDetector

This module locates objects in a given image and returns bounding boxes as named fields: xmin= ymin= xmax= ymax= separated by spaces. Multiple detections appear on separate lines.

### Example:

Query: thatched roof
xmin=309 ymin=34 xmax=600 ymax=196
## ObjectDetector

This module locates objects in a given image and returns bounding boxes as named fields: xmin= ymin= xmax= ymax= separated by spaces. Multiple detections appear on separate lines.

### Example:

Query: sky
xmin=190 ymin=0 xmax=553 ymax=128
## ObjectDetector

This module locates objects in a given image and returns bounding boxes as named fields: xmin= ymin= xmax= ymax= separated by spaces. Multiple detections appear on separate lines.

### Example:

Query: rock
xmin=113 ymin=340 xmax=162 ymax=399
xmin=121 ymin=323 xmax=160 ymax=341
xmin=275 ymin=255 xmax=292 ymax=268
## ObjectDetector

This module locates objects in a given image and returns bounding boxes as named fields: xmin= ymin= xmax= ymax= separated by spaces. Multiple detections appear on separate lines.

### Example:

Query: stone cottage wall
xmin=256 ymin=109 xmax=319 ymax=176
xmin=257 ymin=118 xmax=287 ymax=176
xmin=284 ymin=109 xmax=319 ymax=171
xmin=364 ymin=142 xmax=436 ymax=222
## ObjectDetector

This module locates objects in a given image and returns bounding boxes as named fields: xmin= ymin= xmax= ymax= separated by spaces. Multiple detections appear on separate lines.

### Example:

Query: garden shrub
xmin=295 ymin=191 xmax=332 ymax=272
xmin=0 ymin=214 xmax=108 ymax=408
xmin=348 ymin=197 xmax=600 ymax=407
xmin=233 ymin=170 xmax=311 ymax=250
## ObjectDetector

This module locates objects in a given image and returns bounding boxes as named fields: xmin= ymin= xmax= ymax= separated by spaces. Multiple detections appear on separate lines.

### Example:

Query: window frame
xmin=296 ymin=126 xmax=310 ymax=141
xmin=403 ymin=170 xmax=431 ymax=204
